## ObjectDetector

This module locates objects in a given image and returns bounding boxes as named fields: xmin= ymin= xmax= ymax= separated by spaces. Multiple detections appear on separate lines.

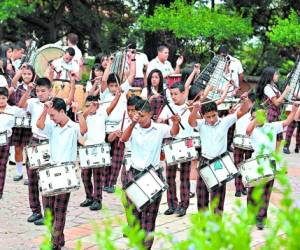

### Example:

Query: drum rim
xmin=38 ymin=161 xmax=76 ymax=171
xmin=79 ymin=142 xmax=110 ymax=149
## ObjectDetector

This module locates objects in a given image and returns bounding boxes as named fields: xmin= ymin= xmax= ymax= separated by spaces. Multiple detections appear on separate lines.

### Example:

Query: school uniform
xmin=41 ymin=119 xmax=81 ymax=250
xmin=195 ymin=113 xmax=237 ymax=214
xmin=233 ymin=112 xmax=253 ymax=193
xmin=0 ymin=105 xmax=25 ymax=197
xmin=124 ymin=121 xmax=172 ymax=249
xmin=264 ymin=83 xmax=283 ymax=140
xmin=159 ymin=103 xmax=193 ymax=211
xmin=285 ymin=120 xmax=300 ymax=150
xmin=25 ymin=98 xmax=50 ymax=216
xmin=247 ymin=122 xmax=283 ymax=223
xmin=101 ymin=81 xmax=130 ymax=189
xmin=10 ymin=83 xmax=33 ymax=146
xmin=81 ymin=109 xmax=108 ymax=202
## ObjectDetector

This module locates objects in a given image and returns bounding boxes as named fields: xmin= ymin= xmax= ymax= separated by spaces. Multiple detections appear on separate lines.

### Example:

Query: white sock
xmin=190 ymin=180 xmax=196 ymax=193
xmin=9 ymin=147 xmax=15 ymax=162
xmin=16 ymin=162 xmax=23 ymax=175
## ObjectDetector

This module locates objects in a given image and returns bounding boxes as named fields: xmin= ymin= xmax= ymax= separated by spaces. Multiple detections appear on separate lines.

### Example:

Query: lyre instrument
xmin=110 ymin=48 xmax=127 ymax=84
xmin=19 ymin=32 xmax=39 ymax=69
xmin=284 ymin=55 xmax=300 ymax=104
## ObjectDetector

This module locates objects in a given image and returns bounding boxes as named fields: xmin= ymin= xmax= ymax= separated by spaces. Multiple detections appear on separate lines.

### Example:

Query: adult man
xmin=11 ymin=41 xmax=26 ymax=70
xmin=147 ymin=45 xmax=183 ymax=78
xmin=66 ymin=33 xmax=84 ymax=68
xmin=48 ymin=47 xmax=80 ymax=81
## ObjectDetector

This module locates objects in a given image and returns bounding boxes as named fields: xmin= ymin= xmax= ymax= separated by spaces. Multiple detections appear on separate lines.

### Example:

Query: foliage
xmin=139 ymin=0 xmax=253 ymax=47
xmin=268 ymin=10 xmax=300 ymax=47
xmin=0 ymin=0 xmax=36 ymax=21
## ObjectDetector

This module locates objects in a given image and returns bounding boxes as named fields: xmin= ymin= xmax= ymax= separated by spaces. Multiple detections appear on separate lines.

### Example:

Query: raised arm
xmin=37 ymin=102 xmax=51 ymax=130
xmin=170 ymin=114 xmax=180 ymax=136
xmin=126 ymin=51 xmax=136 ymax=85
xmin=65 ymin=74 xmax=76 ymax=106
xmin=106 ymin=88 xmax=121 ymax=115
xmin=188 ymin=102 xmax=201 ymax=128
xmin=183 ymin=64 xmax=200 ymax=99
xmin=174 ymin=56 xmax=184 ymax=74
xmin=11 ymin=68 xmax=23 ymax=88
xmin=215 ymin=81 xmax=231 ymax=106
xmin=120 ymin=112 xmax=139 ymax=142
xmin=18 ymin=82 xmax=35 ymax=109
xmin=270 ymin=85 xmax=290 ymax=107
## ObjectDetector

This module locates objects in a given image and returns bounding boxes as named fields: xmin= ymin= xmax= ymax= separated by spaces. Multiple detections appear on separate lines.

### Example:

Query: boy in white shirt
xmin=0 ymin=87 xmax=25 ymax=199
xmin=18 ymin=78 xmax=52 ymax=225
xmin=36 ymin=97 xmax=87 ymax=250
xmin=158 ymin=82 xmax=194 ymax=217
xmin=121 ymin=99 xmax=180 ymax=249
xmin=246 ymin=103 xmax=298 ymax=230
xmin=79 ymin=91 xmax=121 ymax=211
xmin=189 ymin=97 xmax=252 ymax=214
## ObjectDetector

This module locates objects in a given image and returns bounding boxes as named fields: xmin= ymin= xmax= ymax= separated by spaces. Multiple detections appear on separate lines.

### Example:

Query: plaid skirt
xmin=132 ymin=78 xmax=145 ymax=88
xmin=267 ymin=104 xmax=283 ymax=140
xmin=11 ymin=127 xmax=32 ymax=146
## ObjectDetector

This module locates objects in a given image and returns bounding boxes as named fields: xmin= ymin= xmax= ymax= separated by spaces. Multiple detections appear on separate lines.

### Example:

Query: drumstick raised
xmin=118 ymin=111 xmax=126 ymax=146
xmin=165 ymin=101 xmax=185 ymax=130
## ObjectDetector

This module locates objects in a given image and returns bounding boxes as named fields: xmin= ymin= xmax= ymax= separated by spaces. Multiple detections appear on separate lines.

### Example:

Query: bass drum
xmin=32 ymin=44 xmax=65 ymax=77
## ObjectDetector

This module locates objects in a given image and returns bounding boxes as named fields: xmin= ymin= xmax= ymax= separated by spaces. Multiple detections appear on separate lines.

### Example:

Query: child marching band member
xmin=18 ymin=77 xmax=52 ymax=224
xmin=0 ymin=87 xmax=26 ymax=199
xmin=233 ymin=92 xmax=256 ymax=197
xmin=85 ymin=63 xmax=105 ymax=96
xmin=256 ymin=67 xmax=291 ymax=143
xmin=101 ymin=51 xmax=136 ymax=193
xmin=246 ymin=103 xmax=298 ymax=230
xmin=79 ymin=91 xmax=121 ymax=210
xmin=36 ymin=97 xmax=87 ymax=250
xmin=10 ymin=64 xmax=36 ymax=181
xmin=188 ymin=96 xmax=252 ymax=214
xmin=121 ymin=99 xmax=180 ymax=249
xmin=141 ymin=69 xmax=171 ymax=121
xmin=158 ymin=82 xmax=194 ymax=217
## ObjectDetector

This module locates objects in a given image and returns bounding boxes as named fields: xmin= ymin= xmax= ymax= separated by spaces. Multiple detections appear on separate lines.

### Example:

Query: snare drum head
xmin=33 ymin=45 xmax=65 ymax=77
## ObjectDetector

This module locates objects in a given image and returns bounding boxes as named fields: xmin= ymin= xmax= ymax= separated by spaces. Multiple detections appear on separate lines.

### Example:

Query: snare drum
xmin=105 ymin=121 xmax=120 ymax=134
xmin=239 ymin=155 xmax=274 ymax=187
xmin=199 ymin=152 xmax=238 ymax=191
xmin=163 ymin=138 xmax=198 ymax=166
xmin=167 ymin=74 xmax=182 ymax=89
xmin=127 ymin=87 xmax=142 ymax=99
xmin=125 ymin=166 xmax=167 ymax=212
xmin=78 ymin=143 xmax=111 ymax=168
xmin=52 ymin=80 xmax=71 ymax=99
xmin=26 ymin=142 xmax=51 ymax=170
xmin=38 ymin=162 xmax=80 ymax=196
xmin=0 ymin=131 xmax=8 ymax=146
xmin=233 ymin=134 xmax=253 ymax=151
xmin=14 ymin=116 xmax=31 ymax=128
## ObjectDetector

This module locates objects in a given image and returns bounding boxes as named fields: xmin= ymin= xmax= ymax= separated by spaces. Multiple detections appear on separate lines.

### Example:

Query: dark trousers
xmin=285 ymin=121 xmax=300 ymax=148
xmin=105 ymin=140 xmax=125 ymax=187
xmin=233 ymin=147 xmax=252 ymax=192
xmin=43 ymin=193 xmax=71 ymax=249
xmin=166 ymin=161 xmax=191 ymax=209
xmin=0 ymin=143 xmax=10 ymax=196
xmin=81 ymin=167 xmax=104 ymax=201
xmin=124 ymin=168 xmax=162 ymax=249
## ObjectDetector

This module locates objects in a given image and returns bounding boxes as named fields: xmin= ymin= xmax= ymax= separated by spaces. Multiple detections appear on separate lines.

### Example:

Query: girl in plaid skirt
xmin=141 ymin=69 xmax=169 ymax=121
xmin=256 ymin=67 xmax=291 ymax=143
xmin=10 ymin=64 xmax=36 ymax=181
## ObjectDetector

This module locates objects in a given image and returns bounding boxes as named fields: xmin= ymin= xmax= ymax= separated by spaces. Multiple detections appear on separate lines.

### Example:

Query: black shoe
xmin=24 ymin=179 xmax=29 ymax=185
xmin=80 ymin=198 xmax=93 ymax=207
xmin=89 ymin=200 xmax=102 ymax=211
xmin=242 ymin=188 xmax=247 ymax=196
xmin=176 ymin=207 xmax=187 ymax=217
xmin=0 ymin=193 xmax=2 ymax=199
xmin=27 ymin=213 xmax=43 ymax=223
xmin=34 ymin=217 xmax=45 ymax=226
xmin=9 ymin=161 xmax=16 ymax=165
xmin=13 ymin=174 xmax=23 ymax=181
xmin=106 ymin=186 xmax=115 ymax=193
xmin=283 ymin=147 xmax=290 ymax=154
xmin=164 ymin=207 xmax=176 ymax=215
xmin=189 ymin=192 xmax=195 ymax=198
xmin=295 ymin=146 xmax=299 ymax=153
xmin=256 ymin=220 xmax=264 ymax=230
xmin=235 ymin=191 xmax=242 ymax=197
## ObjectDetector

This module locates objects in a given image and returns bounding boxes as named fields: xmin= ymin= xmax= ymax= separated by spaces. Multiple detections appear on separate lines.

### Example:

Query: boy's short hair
xmin=135 ymin=100 xmax=151 ymax=113
xmin=201 ymin=101 xmax=218 ymax=114
xmin=170 ymin=82 xmax=185 ymax=93
xmin=127 ymin=96 xmax=141 ymax=106
xmin=36 ymin=78 xmax=51 ymax=89
xmin=86 ymin=95 xmax=99 ymax=102
xmin=107 ymin=73 xmax=121 ymax=85
xmin=13 ymin=41 xmax=26 ymax=51
xmin=157 ymin=44 xmax=168 ymax=53
xmin=0 ymin=87 xmax=8 ymax=97
xmin=67 ymin=33 xmax=79 ymax=45
xmin=65 ymin=47 xmax=75 ymax=57
xmin=51 ymin=97 xmax=66 ymax=113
